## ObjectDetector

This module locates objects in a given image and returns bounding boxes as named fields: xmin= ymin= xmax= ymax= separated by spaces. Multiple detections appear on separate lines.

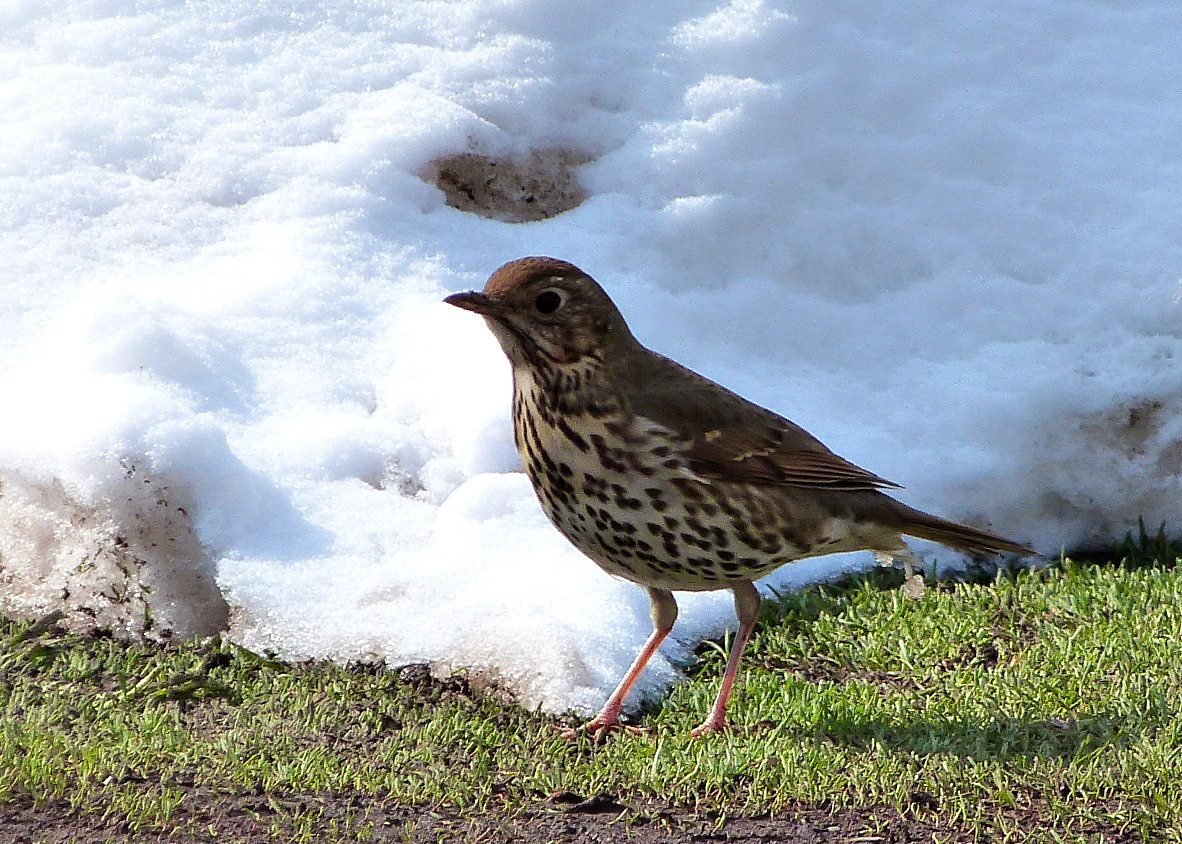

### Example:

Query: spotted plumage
xmin=445 ymin=256 xmax=1034 ymax=738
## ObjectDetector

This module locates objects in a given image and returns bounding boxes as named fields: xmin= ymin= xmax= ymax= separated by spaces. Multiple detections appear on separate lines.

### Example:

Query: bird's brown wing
xmin=684 ymin=420 xmax=901 ymax=490
xmin=624 ymin=352 xmax=901 ymax=491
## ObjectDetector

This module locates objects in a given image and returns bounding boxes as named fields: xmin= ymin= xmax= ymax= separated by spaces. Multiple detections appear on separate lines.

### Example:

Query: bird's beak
xmin=443 ymin=290 xmax=502 ymax=316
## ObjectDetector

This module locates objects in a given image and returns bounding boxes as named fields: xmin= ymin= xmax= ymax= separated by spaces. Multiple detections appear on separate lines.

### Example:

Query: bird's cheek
xmin=572 ymin=334 xmax=603 ymax=362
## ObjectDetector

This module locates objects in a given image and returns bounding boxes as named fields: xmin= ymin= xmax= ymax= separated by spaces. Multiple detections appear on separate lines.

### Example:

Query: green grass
xmin=4 ymin=551 xmax=1182 ymax=841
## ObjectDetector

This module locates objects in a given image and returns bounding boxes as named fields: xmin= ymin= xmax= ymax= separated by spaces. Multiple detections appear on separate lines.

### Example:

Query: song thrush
xmin=444 ymin=256 xmax=1034 ymax=738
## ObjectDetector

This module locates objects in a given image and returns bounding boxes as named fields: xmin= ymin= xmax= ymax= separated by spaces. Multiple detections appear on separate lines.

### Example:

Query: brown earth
xmin=1 ymin=790 xmax=1139 ymax=844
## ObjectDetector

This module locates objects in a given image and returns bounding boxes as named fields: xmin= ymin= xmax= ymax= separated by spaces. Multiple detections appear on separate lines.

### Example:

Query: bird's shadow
xmin=772 ymin=708 xmax=1132 ymax=763
xmin=677 ymin=557 xmax=1173 ymax=762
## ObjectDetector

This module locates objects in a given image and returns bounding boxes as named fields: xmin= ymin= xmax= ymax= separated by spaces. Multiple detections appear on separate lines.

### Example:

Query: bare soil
xmin=1 ymin=790 xmax=1139 ymax=843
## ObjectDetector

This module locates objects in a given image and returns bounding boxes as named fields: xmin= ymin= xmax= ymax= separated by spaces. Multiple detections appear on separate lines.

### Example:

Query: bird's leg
xmin=875 ymin=548 xmax=925 ymax=599
xmin=564 ymin=587 xmax=677 ymax=741
xmin=691 ymin=581 xmax=762 ymax=737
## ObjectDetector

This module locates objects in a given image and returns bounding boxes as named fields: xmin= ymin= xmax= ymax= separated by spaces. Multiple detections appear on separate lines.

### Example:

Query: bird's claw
xmin=689 ymin=718 xmax=731 ymax=738
xmin=560 ymin=717 xmax=647 ymax=743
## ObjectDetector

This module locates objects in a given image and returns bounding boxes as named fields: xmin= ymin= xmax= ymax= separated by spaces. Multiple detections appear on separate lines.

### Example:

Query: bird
xmin=444 ymin=256 xmax=1034 ymax=738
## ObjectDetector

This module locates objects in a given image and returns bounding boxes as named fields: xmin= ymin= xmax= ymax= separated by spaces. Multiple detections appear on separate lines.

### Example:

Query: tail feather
xmin=895 ymin=505 xmax=1035 ymax=556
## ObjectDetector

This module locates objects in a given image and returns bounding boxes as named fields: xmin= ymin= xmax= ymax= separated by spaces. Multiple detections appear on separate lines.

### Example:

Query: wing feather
xmin=622 ymin=351 xmax=900 ymax=491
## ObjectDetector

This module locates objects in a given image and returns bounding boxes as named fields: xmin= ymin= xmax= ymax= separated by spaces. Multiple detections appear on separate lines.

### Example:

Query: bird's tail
xmin=894 ymin=504 xmax=1035 ymax=556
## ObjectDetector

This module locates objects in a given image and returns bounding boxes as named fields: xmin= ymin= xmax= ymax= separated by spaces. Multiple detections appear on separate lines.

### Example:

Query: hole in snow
xmin=421 ymin=147 xmax=592 ymax=223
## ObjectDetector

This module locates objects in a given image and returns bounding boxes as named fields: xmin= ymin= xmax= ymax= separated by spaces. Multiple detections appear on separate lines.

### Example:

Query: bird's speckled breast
xmin=510 ymin=369 xmax=840 ymax=591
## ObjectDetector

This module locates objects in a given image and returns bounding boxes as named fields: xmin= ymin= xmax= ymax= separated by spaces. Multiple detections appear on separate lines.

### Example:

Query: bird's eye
xmin=534 ymin=290 xmax=563 ymax=314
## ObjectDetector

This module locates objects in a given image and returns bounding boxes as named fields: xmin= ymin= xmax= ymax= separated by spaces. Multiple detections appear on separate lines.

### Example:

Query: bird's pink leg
xmin=564 ymin=588 xmax=677 ymax=740
xmin=691 ymin=581 xmax=762 ymax=737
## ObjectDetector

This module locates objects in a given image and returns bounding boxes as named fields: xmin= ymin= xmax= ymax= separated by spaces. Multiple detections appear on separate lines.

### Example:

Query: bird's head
xmin=444 ymin=257 xmax=635 ymax=369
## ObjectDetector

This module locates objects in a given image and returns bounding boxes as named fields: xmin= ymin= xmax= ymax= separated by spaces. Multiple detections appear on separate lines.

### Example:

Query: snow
xmin=1 ymin=0 xmax=1180 ymax=715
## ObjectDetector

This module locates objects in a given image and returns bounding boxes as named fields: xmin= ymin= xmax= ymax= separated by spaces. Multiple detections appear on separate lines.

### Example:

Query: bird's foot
xmin=689 ymin=717 xmax=732 ymax=738
xmin=560 ymin=715 xmax=647 ymax=743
